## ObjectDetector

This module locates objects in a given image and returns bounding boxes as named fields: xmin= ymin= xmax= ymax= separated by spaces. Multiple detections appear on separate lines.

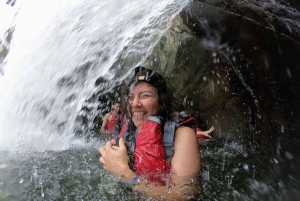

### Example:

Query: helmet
xmin=129 ymin=66 xmax=167 ymax=93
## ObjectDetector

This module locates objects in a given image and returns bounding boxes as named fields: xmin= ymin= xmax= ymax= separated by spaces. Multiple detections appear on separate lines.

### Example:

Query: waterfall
xmin=0 ymin=0 xmax=188 ymax=152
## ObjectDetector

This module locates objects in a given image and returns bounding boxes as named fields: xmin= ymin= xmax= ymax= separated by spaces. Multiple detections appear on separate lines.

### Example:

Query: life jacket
xmin=107 ymin=112 xmax=124 ymax=135
xmin=118 ymin=113 xmax=196 ymax=185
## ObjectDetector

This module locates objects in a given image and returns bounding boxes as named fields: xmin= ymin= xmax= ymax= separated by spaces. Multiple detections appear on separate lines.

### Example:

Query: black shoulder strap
xmin=163 ymin=121 xmax=176 ymax=157
xmin=115 ymin=115 xmax=121 ymax=134
xmin=120 ymin=124 xmax=136 ymax=171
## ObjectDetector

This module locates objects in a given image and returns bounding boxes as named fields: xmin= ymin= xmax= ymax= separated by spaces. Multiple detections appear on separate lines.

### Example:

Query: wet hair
xmin=113 ymin=101 xmax=121 ymax=105
xmin=121 ymin=66 xmax=173 ymax=125
xmin=111 ymin=101 xmax=121 ymax=115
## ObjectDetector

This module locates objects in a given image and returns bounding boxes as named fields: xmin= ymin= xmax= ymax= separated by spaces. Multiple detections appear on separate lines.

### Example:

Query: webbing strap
xmin=163 ymin=121 xmax=176 ymax=157
xmin=147 ymin=116 xmax=162 ymax=125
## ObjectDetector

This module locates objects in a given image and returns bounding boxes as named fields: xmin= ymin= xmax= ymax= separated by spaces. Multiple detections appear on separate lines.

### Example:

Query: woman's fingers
xmin=98 ymin=138 xmax=132 ymax=177
xmin=111 ymin=139 xmax=117 ymax=145
xmin=99 ymin=156 xmax=105 ymax=164
xmin=105 ymin=140 xmax=112 ymax=147
xmin=99 ymin=146 xmax=106 ymax=165
xmin=99 ymin=146 xmax=106 ymax=155
xmin=118 ymin=138 xmax=126 ymax=149
xmin=111 ymin=144 xmax=120 ymax=150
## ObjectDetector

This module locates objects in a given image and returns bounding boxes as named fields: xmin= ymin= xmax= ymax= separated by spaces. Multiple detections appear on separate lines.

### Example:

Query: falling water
xmin=0 ymin=0 xmax=188 ymax=152
xmin=0 ymin=0 xmax=190 ymax=200
xmin=1 ymin=0 xmax=299 ymax=200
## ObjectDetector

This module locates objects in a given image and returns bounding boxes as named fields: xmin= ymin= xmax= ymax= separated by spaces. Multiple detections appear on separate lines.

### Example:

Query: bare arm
xmin=171 ymin=126 xmax=201 ymax=176
xmin=197 ymin=126 xmax=214 ymax=138
xmin=100 ymin=113 xmax=110 ymax=133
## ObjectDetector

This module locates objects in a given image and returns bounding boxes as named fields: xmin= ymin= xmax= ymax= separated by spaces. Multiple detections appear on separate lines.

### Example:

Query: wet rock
xmin=145 ymin=0 xmax=300 ymax=151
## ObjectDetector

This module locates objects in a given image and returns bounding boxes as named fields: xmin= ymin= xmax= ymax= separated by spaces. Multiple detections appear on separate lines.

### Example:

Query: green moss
xmin=185 ymin=36 xmax=198 ymax=47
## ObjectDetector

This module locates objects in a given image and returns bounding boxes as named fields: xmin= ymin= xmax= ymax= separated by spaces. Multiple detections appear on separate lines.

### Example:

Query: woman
xmin=99 ymin=66 xmax=201 ymax=199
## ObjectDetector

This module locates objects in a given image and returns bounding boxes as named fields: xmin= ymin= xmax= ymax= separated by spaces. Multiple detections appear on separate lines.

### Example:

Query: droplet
xmin=0 ymin=164 xmax=7 ymax=169
xmin=243 ymin=164 xmax=249 ymax=171
xmin=285 ymin=151 xmax=293 ymax=160
xmin=286 ymin=68 xmax=292 ymax=78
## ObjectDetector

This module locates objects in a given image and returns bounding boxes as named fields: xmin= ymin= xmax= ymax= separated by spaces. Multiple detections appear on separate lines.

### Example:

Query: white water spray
xmin=0 ymin=0 xmax=188 ymax=152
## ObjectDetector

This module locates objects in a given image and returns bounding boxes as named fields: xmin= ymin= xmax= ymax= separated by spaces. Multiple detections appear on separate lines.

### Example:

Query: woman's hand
xmin=99 ymin=138 xmax=136 ymax=179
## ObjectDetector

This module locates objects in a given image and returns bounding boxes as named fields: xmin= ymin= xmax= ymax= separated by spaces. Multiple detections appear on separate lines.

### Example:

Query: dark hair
xmin=113 ymin=101 xmax=121 ymax=105
xmin=121 ymin=66 xmax=173 ymax=125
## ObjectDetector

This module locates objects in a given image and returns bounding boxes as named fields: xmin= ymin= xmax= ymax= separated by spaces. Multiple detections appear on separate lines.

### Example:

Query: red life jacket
xmin=107 ymin=112 xmax=124 ymax=134
xmin=118 ymin=113 xmax=195 ymax=185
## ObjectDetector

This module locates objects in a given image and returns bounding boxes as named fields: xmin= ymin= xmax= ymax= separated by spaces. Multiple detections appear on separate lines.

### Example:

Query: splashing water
xmin=0 ymin=0 xmax=188 ymax=152
xmin=0 ymin=1 xmax=189 ymax=199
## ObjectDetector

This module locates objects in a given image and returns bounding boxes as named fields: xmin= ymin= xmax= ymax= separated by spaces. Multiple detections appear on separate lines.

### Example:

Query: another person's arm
xmin=197 ymin=126 xmax=214 ymax=138
xmin=99 ymin=127 xmax=201 ymax=200
xmin=100 ymin=113 xmax=109 ymax=133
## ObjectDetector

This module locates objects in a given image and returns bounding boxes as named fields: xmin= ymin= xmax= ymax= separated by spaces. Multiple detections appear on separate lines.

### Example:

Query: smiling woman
xmin=99 ymin=66 xmax=201 ymax=200
xmin=127 ymin=83 xmax=159 ymax=127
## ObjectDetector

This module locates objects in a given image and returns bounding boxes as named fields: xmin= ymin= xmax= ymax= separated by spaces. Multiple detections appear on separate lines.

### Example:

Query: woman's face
xmin=127 ymin=82 xmax=159 ymax=128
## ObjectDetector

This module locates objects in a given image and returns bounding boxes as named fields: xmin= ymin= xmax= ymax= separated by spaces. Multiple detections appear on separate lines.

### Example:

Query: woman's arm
xmin=172 ymin=126 xmax=201 ymax=176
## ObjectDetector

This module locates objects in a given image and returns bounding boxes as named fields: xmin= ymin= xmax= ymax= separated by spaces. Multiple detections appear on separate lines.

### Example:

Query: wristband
xmin=122 ymin=175 xmax=139 ymax=187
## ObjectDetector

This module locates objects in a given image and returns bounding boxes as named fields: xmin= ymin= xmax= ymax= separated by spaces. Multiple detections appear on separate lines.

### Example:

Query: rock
xmin=145 ymin=0 xmax=300 ymax=151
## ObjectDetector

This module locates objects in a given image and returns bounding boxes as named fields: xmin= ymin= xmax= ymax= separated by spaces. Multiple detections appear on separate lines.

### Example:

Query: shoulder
xmin=104 ymin=113 xmax=111 ymax=119
xmin=174 ymin=126 xmax=197 ymax=142
xmin=174 ymin=126 xmax=199 ymax=154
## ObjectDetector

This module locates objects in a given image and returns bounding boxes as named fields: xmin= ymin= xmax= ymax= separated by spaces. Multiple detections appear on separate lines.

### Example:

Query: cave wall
xmin=145 ymin=0 xmax=300 ymax=151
